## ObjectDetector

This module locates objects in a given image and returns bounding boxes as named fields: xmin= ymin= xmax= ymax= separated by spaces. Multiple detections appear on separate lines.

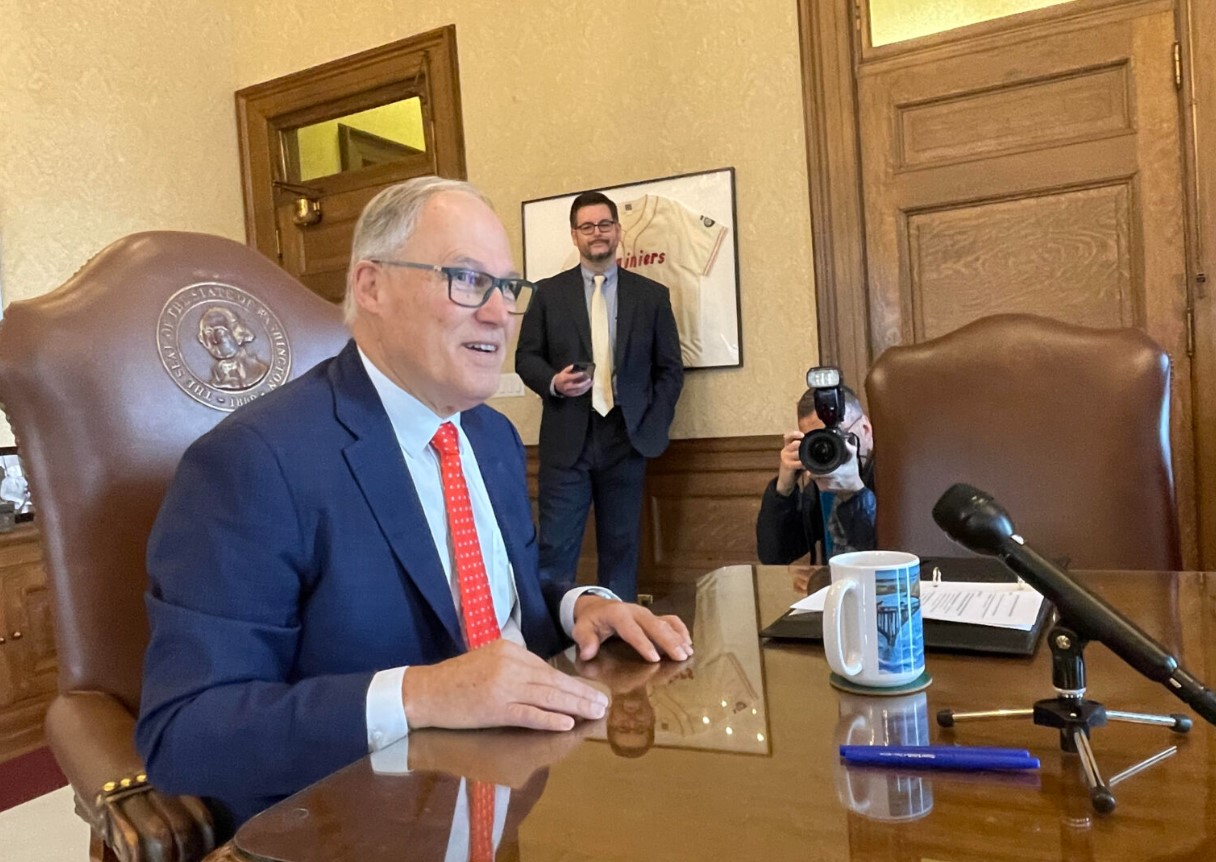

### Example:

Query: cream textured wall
xmin=232 ymin=1 xmax=820 ymax=443
xmin=0 ymin=1 xmax=246 ymax=444
xmin=0 ymin=1 xmax=820 ymax=448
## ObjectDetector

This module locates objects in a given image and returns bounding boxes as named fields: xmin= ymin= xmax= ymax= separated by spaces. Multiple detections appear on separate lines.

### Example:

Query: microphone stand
xmin=937 ymin=617 xmax=1191 ymax=814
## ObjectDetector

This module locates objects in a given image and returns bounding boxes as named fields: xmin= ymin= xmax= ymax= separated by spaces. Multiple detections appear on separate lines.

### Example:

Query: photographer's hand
xmin=812 ymin=440 xmax=866 ymax=494
xmin=775 ymin=431 xmax=805 ymax=496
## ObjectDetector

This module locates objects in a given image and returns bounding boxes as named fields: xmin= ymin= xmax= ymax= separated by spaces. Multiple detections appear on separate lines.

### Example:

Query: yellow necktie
xmin=591 ymin=274 xmax=614 ymax=416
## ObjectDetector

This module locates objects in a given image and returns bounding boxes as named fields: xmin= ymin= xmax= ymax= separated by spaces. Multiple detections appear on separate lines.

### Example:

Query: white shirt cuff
xmin=369 ymin=735 xmax=411 ymax=775
xmin=560 ymin=585 xmax=620 ymax=635
xmin=366 ymin=666 xmax=409 ymax=753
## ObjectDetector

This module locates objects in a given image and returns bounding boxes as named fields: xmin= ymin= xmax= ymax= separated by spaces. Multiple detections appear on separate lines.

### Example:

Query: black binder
xmin=760 ymin=556 xmax=1054 ymax=657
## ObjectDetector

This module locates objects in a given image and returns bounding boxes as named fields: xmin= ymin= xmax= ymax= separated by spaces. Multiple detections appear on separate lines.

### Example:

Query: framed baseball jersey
xmin=522 ymin=167 xmax=742 ymax=369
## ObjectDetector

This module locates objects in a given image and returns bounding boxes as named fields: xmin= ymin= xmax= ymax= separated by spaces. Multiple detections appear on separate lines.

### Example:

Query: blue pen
xmin=839 ymin=745 xmax=1040 ymax=771
xmin=840 ymin=744 xmax=1032 ymax=759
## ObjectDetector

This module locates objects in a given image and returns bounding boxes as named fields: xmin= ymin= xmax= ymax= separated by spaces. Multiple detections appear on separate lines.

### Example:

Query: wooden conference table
xmin=230 ymin=565 xmax=1216 ymax=861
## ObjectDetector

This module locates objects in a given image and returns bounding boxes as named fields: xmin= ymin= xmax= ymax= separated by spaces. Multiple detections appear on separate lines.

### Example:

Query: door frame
xmin=799 ymin=0 xmax=1216 ymax=567
xmin=235 ymin=26 xmax=467 ymax=269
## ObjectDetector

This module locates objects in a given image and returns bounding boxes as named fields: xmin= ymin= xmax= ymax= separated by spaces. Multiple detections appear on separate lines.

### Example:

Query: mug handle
xmin=836 ymin=763 xmax=873 ymax=815
xmin=824 ymin=577 xmax=864 ymax=678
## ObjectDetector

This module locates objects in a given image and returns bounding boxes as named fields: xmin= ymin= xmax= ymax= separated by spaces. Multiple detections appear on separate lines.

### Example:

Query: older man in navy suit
xmin=136 ymin=177 xmax=692 ymax=832
xmin=516 ymin=191 xmax=684 ymax=601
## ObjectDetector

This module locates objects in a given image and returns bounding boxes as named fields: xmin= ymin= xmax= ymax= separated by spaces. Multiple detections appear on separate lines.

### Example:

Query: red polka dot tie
xmin=469 ymin=780 xmax=495 ymax=862
xmin=432 ymin=423 xmax=500 ymax=859
xmin=429 ymin=422 xmax=501 ymax=650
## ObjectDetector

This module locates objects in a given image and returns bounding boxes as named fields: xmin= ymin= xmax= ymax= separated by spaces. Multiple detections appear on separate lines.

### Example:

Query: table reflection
xmin=560 ymin=565 xmax=770 ymax=756
xmin=834 ymin=691 xmax=934 ymax=821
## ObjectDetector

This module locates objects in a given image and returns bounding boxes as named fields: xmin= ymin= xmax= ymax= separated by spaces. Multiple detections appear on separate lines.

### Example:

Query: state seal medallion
xmin=157 ymin=283 xmax=292 ymax=412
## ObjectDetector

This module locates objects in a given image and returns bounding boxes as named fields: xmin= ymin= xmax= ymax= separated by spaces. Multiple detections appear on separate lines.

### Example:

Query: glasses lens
xmin=576 ymin=220 xmax=616 ymax=235
xmin=445 ymin=268 xmax=490 ymax=307
xmin=445 ymin=268 xmax=534 ymax=314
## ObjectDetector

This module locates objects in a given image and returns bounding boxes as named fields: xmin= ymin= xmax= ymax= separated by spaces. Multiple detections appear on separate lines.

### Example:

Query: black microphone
xmin=933 ymin=483 xmax=1216 ymax=727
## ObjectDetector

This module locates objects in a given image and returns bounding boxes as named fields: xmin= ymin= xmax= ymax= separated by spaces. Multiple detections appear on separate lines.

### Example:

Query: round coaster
xmin=828 ymin=670 xmax=933 ymax=696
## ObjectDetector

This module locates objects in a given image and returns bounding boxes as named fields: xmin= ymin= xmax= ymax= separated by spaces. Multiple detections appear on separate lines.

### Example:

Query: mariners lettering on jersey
xmin=617 ymin=249 xmax=667 ymax=269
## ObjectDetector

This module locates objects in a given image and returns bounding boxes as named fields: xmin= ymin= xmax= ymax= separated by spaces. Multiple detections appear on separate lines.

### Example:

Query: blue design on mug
xmin=874 ymin=563 xmax=924 ymax=674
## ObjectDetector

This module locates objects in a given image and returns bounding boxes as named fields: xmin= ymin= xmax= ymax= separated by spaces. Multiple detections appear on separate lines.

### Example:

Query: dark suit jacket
xmin=755 ymin=459 xmax=878 ymax=565
xmin=515 ymin=266 xmax=684 ymax=468
xmin=136 ymin=339 xmax=565 ymax=824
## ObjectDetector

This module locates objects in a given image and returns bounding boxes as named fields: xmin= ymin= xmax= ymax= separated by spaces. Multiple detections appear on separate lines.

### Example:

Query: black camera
xmin=798 ymin=366 xmax=854 ymax=475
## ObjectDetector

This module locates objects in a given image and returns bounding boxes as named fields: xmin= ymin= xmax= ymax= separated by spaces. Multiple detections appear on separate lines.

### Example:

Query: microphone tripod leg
xmin=1071 ymin=728 xmax=1116 ymax=814
xmin=1108 ymin=745 xmax=1178 ymax=788
xmin=1104 ymin=710 xmax=1192 ymax=732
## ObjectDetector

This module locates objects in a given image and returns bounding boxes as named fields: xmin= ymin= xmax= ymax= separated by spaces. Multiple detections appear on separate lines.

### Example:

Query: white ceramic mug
xmin=823 ymin=550 xmax=925 ymax=688
xmin=834 ymin=691 xmax=934 ymax=821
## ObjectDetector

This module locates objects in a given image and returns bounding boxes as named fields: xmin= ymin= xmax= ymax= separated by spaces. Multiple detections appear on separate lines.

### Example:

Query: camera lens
xmin=798 ymin=428 xmax=852 ymax=475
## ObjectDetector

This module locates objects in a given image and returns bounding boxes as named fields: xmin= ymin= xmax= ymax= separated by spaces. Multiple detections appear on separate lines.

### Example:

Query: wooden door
xmin=801 ymin=0 xmax=1198 ymax=562
xmin=0 ymin=526 xmax=55 ymax=760
xmin=1 ymin=561 xmax=55 ymax=706
xmin=858 ymin=2 xmax=1187 ymax=359
xmin=237 ymin=27 xmax=467 ymax=303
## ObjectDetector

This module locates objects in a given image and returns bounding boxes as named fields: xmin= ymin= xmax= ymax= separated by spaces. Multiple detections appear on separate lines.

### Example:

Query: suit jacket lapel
xmin=329 ymin=341 xmax=464 ymax=652
xmin=615 ymin=269 xmax=638 ymax=361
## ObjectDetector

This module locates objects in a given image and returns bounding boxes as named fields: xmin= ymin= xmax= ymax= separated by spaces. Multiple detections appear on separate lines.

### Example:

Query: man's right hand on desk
xmin=401 ymin=639 xmax=608 ymax=732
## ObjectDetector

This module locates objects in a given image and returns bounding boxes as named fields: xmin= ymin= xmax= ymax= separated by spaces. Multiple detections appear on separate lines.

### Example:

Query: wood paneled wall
xmin=526 ymin=435 xmax=782 ymax=598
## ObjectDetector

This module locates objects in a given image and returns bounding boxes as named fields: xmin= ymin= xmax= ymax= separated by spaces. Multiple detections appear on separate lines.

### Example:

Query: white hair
xmin=344 ymin=176 xmax=493 ymax=324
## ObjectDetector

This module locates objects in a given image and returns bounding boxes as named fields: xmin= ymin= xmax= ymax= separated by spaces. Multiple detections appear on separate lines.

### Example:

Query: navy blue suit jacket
xmin=136 ymin=340 xmax=565 ymax=825
xmin=515 ymin=266 xmax=684 ymax=468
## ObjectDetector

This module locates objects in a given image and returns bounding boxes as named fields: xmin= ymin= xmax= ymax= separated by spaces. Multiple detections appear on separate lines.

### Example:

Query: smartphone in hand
xmin=570 ymin=361 xmax=595 ymax=377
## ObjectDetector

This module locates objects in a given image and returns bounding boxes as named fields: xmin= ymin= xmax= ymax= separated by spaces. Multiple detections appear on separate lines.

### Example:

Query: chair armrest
xmin=47 ymin=691 xmax=217 ymax=862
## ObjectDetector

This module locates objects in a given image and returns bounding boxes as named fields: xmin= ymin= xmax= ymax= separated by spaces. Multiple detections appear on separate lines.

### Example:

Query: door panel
xmin=279 ymin=186 xmax=399 ymax=303
xmin=908 ymin=183 xmax=1135 ymax=339
xmin=895 ymin=65 xmax=1132 ymax=169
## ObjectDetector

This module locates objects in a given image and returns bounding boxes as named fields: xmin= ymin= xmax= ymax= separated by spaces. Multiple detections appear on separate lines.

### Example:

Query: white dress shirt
xmin=358 ymin=348 xmax=613 ymax=752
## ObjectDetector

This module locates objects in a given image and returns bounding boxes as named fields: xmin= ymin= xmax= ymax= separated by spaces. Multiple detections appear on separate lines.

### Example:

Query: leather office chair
xmin=0 ymin=232 xmax=348 ymax=861
xmin=865 ymin=313 xmax=1181 ymax=570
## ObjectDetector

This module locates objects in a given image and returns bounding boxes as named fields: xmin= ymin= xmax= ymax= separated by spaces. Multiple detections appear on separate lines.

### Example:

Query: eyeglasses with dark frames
xmin=573 ymin=219 xmax=618 ymax=236
xmin=371 ymin=260 xmax=534 ymax=315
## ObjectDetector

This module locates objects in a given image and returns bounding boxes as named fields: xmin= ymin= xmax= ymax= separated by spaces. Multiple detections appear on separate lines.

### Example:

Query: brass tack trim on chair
xmin=95 ymin=772 xmax=151 ymax=809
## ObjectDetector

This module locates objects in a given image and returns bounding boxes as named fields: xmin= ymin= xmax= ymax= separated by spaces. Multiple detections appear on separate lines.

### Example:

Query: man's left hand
xmin=571 ymin=596 xmax=692 ymax=663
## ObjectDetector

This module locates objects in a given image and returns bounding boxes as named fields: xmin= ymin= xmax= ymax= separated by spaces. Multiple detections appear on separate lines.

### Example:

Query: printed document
xmin=791 ymin=581 xmax=1044 ymax=630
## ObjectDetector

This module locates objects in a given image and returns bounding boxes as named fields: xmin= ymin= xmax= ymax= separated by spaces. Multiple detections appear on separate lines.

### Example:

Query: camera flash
xmin=806 ymin=366 xmax=841 ymax=389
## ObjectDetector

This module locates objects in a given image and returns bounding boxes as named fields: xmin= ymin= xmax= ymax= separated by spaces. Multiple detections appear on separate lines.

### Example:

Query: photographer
xmin=756 ymin=383 xmax=876 ymax=565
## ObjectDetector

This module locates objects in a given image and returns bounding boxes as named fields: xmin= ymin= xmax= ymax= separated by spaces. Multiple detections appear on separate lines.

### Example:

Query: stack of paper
xmin=790 ymin=581 xmax=1045 ymax=631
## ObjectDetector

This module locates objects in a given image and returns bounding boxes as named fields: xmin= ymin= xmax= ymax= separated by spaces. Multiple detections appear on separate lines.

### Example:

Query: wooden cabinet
xmin=0 ymin=523 xmax=56 ymax=762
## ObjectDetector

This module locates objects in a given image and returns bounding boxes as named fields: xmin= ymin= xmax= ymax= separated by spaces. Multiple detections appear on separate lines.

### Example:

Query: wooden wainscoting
xmin=525 ymin=435 xmax=781 ymax=598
